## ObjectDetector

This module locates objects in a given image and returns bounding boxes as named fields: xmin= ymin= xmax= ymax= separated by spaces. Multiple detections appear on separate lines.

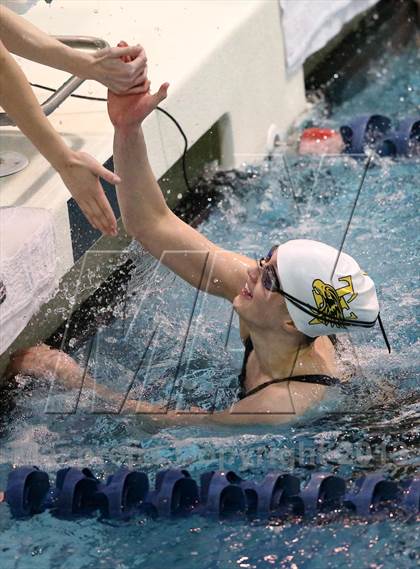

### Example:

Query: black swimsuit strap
xmin=238 ymin=336 xmax=339 ymax=400
xmin=242 ymin=374 xmax=339 ymax=399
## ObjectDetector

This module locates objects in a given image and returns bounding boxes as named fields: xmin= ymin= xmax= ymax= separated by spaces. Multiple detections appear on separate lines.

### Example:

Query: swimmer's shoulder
xmin=231 ymin=379 xmax=328 ymax=417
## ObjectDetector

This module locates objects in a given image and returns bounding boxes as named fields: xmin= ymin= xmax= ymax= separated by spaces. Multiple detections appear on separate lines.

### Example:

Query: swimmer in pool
xmin=8 ymin=61 xmax=383 ymax=426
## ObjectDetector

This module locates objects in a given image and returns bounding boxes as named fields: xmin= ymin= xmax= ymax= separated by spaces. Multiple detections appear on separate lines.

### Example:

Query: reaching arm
xmin=8 ymin=345 xmax=297 ymax=427
xmin=131 ymin=406 xmax=297 ymax=427
xmin=109 ymin=85 xmax=254 ymax=301
xmin=0 ymin=38 xmax=120 ymax=235
xmin=0 ymin=5 xmax=148 ymax=94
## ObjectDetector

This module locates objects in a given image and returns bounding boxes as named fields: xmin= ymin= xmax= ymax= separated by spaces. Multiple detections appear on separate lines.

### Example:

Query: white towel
xmin=0 ymin=207 xmax=58 ymax=354
xmin=279 ymin=0 xmax=379 ymax=74
xmin=3 ymin=1 xmax=40 ymax=15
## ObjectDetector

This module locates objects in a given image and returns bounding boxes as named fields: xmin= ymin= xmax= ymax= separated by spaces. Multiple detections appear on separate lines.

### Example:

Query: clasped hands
xmin=65 ymin=41 xmax=168 ymax=236
xmin=107 ymin=41 xmax=169 ymax=131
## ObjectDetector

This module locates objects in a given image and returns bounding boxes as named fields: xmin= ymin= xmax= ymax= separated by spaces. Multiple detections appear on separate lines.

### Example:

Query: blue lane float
xmin=148 ymin=469 xmax=198 ymax=517
xmin=5 ymin=466 xmax=50 ymax=518
xmin=3 ymin=466 xmax=419 ymax=521
xmin=55 ymin=467 xmax=100 ymax=518
xmin=339 ymin=114 xmax=420 ymax=156
xmin=199 ymin=470 xmax=246 ymax=517
xmin=340 ymin=114 xmax=392 ymax=155
xmin=343 ymin=473 xmax=399 ymax=517
xmin=96 ymin=468 xmax=149 ymax=519
xmin=293 ymin=472 xmax=346 ymax=516
xmin=236 ymin=472 xmax=300 ymax=518
xmin=377 ymin=117 xmax=420 ymax=157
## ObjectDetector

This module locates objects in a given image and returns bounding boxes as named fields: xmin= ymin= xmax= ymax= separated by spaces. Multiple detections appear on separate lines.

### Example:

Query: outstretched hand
xmin=57 ymin=150 xmax=119 ymax=235
xmin=107 ymin=41 xmax=169 ymax=129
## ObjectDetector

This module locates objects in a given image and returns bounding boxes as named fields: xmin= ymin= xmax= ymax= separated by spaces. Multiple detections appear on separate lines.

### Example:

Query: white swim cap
xmin=276 ymin=239 xmax=379 ymax=337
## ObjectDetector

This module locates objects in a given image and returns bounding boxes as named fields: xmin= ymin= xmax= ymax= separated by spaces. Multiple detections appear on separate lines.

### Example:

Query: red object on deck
xmin=300 ymin=128 xmax=338 ymax=141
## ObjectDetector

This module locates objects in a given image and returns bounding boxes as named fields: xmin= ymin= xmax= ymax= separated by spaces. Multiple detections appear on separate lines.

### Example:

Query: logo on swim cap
xmin=276 ymin=240 xmax=379 ymax=338
xmin=309 ymin=275 xmax=358 ymax=327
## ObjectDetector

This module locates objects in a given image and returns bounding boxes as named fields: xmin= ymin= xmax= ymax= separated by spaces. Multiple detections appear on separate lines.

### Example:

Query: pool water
xmin=0 ymin=39 xmax=419 ymax=569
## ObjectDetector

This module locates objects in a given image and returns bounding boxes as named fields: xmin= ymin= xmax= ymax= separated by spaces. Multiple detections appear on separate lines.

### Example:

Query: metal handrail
xmin=0 ymin=36 xmax=109 ymax=127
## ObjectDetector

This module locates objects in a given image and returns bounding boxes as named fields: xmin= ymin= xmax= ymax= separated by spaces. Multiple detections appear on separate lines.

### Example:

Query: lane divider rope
xmin=3 ymin=466 xmax=419 ymax=520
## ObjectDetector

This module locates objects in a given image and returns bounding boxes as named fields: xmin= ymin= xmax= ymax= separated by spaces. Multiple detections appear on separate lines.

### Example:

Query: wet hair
xmin=328 ymin=334 xmax=338 ymax=347
xmin=303 ymin=334 xmax=317 ymax=345
xmin=303 ymin=333 xmax=338 ymax=348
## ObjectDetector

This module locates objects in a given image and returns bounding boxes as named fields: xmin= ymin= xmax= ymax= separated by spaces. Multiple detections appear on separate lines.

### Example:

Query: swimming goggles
xmin=258 ymin=244 xmax=391 ymax=352
xmin=258 ymin=244 xmax=281 ymax=292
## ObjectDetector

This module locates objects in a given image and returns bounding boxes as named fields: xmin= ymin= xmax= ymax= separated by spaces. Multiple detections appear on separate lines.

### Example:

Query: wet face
xmin=233 ymin=249 xmax=291 ymax=331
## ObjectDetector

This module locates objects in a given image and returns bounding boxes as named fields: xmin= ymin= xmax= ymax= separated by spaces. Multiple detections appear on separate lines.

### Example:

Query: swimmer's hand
xmin=107 ymin=41 xmax=168 ymax=128
xmin=56 ymin=150 xmax=120 ymax=236
xmin=107 ymin=82 xmax=169 ymax=128
xmin=6 ymin=344 xmax=77 ymax=381
xmin=86 ymin=43 xmax=149 ymax=95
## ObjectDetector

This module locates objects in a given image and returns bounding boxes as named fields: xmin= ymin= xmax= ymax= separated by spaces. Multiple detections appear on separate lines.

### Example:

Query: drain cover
xmin=0 ymin=151 xmax=29 ymax=177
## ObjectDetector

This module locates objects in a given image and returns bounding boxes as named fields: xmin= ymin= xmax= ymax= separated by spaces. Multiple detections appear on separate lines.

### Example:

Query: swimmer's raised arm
xmin=108 ymin=83 xmax=253 ymax=301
